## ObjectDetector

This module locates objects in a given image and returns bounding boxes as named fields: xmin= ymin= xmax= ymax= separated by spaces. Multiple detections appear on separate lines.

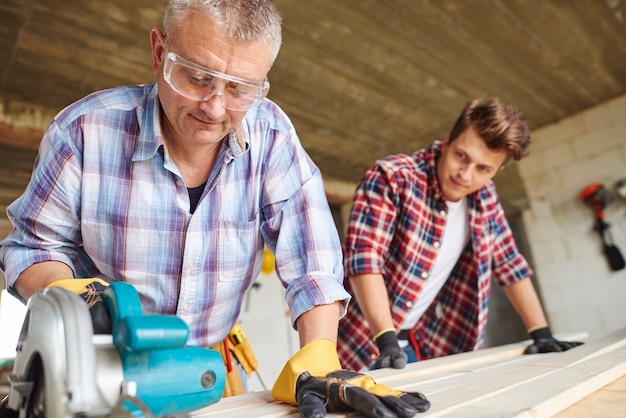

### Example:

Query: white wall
xmin=237 ymin=270 xmax=300 ymax=392
xmin=0 ymin=289 xmax=26 ymax=360
xmin=519 ymin=94 xmax=626 ymax=339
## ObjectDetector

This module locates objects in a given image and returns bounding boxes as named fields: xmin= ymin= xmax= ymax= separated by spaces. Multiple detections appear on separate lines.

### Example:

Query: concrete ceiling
xmin=1 ymin=0 xmax=626 ymax=212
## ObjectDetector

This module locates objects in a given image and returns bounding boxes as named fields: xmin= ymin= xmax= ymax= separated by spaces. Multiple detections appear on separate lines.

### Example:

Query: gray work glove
xmin=524 ymin=326 xmax=584 ymax=354
xmin=374 ymin=330 xmax=408 ymax=369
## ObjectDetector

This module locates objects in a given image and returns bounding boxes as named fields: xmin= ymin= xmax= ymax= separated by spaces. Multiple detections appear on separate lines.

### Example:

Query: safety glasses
xmin=163 ymin=50 xmax=270 ymax=111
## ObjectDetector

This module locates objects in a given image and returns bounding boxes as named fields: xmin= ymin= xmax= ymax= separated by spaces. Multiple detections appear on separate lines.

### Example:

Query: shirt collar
xmin=133 ymin=83 xmax=164 ymax=162
xmin=227 ymin=124 xmax=249 ymax=158
xmin=425 ymin=141 xmax=447 ymax=205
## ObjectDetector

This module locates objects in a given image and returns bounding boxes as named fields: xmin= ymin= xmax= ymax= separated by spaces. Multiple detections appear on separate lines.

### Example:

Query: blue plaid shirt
xmin=0 ymin=83 xmax=349 ymax=347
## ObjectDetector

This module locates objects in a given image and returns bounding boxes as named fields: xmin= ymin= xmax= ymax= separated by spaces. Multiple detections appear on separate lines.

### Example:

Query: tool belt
xmin=212 ymin=339 xmax=244 ymax=397
xmin=397 ymin=329 xmax=433 ymax=361
xmin=211 ymin=324 xmax=260 ymax=397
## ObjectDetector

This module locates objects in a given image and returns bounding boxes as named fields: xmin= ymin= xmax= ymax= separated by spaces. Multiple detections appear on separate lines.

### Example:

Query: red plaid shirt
xmin=337 ymin=141 xmax=532 ymax=370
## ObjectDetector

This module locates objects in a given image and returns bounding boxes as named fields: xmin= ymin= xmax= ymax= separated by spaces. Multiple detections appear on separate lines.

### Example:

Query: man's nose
xmin=199 ymin=92 xmax=227 ymax=114
xmin=458 ymin=166 xmax=471 ymax=181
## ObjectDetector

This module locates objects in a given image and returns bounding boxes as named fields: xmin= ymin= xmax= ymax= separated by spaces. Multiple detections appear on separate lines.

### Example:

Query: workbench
xmin=190 ymin=328 xmax=626 ymax=417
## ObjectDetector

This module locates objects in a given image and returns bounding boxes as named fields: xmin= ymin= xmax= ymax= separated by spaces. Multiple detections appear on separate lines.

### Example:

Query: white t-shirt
xmin=400 ymin=197 xmax=470 ymax=331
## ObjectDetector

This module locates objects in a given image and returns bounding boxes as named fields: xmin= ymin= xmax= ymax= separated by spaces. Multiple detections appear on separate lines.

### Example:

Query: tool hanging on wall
xmin=615 ymin=178 xmax=626 ymax=201
xmin=580 ymin=182 xmax=626 ymax=271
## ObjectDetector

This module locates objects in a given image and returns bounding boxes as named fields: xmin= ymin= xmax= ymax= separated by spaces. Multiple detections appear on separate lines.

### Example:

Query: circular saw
xmin=1 ymin=282 xmax=225 ymax=417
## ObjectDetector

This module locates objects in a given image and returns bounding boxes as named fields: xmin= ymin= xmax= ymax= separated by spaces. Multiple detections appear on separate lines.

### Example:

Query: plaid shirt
xmin=337 ymin=142 xmax=532 ymax=370
xmin=0 ymin=83 xmax=349 ymax=348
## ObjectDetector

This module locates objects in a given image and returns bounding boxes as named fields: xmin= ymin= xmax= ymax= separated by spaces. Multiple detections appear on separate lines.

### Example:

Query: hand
xmin=272 ymin=339 xmax=430 ymax=418
xmin=48 ymin=278 xmax=112 ymax=334
xmin=524 ymin=326 xmax=584 ymax=354
xmin=297 ymin=370 xmax=430 ymax=418
xmin=374 ymin=329 xmax=408 ymax=369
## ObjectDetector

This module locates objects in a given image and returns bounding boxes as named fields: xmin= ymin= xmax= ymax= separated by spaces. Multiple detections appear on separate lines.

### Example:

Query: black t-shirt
xmin=188 ymin=182 xmax=206 ymax=214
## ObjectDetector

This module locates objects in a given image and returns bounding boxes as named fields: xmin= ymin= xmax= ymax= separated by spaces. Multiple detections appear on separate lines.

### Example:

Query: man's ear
xmin=150 ymin=28 xmax=166 ymax=75
xmin=441 ymin=134 xmax=450 ymax=150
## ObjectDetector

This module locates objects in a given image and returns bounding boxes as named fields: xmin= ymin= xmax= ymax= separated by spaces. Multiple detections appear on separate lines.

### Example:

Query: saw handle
xmin=115 ymin=315 xmax=189 ymax=352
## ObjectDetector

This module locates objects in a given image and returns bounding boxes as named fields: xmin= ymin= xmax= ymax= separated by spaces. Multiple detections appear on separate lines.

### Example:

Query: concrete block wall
xmin=519 ymin=94 xmax=626 ymax=339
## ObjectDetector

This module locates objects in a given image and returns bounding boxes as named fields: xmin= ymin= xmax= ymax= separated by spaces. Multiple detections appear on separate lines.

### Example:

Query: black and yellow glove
xmin=47 ymin=278 xmax=112 ymax=334
xmin=272 ymin=339 xmax=430 ymax=418
xmin=523 ymin=326 xmax=583 ymax=354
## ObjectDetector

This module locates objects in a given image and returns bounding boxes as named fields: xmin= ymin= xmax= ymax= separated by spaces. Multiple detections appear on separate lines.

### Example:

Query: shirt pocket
xmin=217 ymin=218 xmax=260 ymax=281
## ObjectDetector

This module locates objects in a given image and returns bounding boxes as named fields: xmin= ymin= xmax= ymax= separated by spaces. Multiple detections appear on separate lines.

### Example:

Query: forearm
xmin=502 ymin=277 xmax=548 ymax=331
xmin=13 ymin=261 xmax=74 ymax=301
xmin=295 ymin=301 xmax=341 ymax=347
xmin=349 ymin=273 xmax=395 ymax=336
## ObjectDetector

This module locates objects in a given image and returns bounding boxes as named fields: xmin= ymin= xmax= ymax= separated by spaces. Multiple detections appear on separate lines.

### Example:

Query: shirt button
xmin=440 ymin=210 xmax=447 ymax=216
xmin=188 ymin=261 xmax=195 ymax=269
xmin=421 ymin=272 xmax=428 ymax=279
xmin=436 ymin=303 xmax=444 ymax=319
xmin=183 ymin=303 xmax=189 ymax=311
xmin=175 ymin=180 xmax=181 ymax=187
xmin=434 ymin=241 xmax=441 ymax=248
xmin=191 ymin=217 xmax=197 ymax=223
xmin=406 ymin=301 xmax=413 ymax=308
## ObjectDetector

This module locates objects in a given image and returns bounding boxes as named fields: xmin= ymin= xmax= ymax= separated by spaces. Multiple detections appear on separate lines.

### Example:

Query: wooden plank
xmin=516 ymin=355 xmax=626 ymax=417
xmin=424 ymin=335 xmax=626 ymax=417
xmin=189 ymin=330 xmax=625 ymax=418
xmin=399 ymin=355 xmax=546 ymax=401
xmin=553 ymin=374 xmax=626 ymax=418
xmin=368 ymin=332 xmax=589 ymax=396
xmin=191 ymin=349 xmax=528 ymax=417
xmin=190 ymin=390 xmax=300 ymax=417
xmin=399 ymin=329 xmax=626 ymax=417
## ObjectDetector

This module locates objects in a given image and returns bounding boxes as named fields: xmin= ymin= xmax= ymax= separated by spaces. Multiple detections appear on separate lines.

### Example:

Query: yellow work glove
xmin=48 ymin=278 xmax=112 ymax=334
xmin=272 ymin=339 xmax=430 ymax=418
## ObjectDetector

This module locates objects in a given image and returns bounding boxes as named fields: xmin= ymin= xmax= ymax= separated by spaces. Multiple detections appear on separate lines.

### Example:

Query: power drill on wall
xmin=580 ymin=182 xmax=626 ymax=271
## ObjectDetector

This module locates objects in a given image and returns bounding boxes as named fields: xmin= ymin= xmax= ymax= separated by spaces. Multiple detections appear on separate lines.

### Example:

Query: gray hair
xmin=164 ymin=0 xmax=283 ymax=64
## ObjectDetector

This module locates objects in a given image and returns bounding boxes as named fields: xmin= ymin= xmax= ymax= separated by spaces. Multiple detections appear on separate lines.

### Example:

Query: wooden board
xmin=190 ymin=329 xmax=626 ymax=417
xmin=553 ymin=374 xmax=626 ymax=418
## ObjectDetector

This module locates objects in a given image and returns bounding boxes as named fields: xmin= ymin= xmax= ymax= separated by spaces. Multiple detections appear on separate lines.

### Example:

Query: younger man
xmin=338 ymin=98 xmax=581 ymax=371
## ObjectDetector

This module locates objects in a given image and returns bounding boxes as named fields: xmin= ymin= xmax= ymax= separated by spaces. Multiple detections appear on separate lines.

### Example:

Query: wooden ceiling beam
xmin=0 ymin=122 xmax=42 ymax=151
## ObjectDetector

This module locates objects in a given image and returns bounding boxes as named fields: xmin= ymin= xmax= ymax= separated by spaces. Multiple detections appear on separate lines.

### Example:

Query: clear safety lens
xmin=163 ymin=51 xmax=270 ymax=111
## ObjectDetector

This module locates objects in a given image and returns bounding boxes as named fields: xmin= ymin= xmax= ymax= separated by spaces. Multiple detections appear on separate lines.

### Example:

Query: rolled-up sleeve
xmin=490 ymin=207 xmax=533 ymax=287
xmin=257 ymin=118 xmax=349 ymax=326
xmin=1 ymin=119 xmax=84 ymax=297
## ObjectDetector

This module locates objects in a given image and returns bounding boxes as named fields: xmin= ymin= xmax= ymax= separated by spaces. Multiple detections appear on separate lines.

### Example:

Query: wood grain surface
xmin=190 ymin=329 xmax=626 ymax=417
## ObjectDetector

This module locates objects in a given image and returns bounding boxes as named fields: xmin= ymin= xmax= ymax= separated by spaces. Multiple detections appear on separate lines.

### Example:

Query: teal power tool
xmin=1 ymin=282 xmax=225 ymax=417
